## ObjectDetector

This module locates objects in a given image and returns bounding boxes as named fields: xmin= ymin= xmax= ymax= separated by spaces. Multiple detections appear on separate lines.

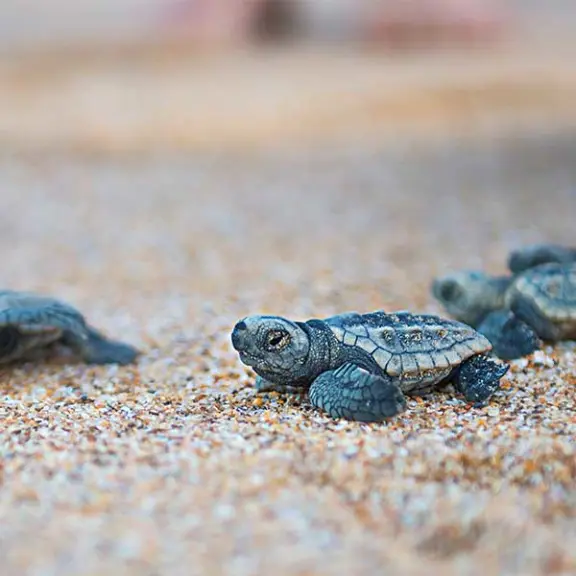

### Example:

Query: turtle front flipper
xmin=63 ymin=326 xmax=140 ymax=366
xmin=453 ymin=354 xmax=509 ymax=408
xmin=477 ymin=309 xmax=541 ymax=360
xmin=0 ymin=296 xmax=88 ymax=363
xmin=507 ymin=291 xmax=562 ymax=342
xmin=308 ymin=363 xmax=407 ymax=423
xmin=508 ymin=244 xmax=576 ymax=274
xmin=0 ymin=326 xmax=26 ymax=363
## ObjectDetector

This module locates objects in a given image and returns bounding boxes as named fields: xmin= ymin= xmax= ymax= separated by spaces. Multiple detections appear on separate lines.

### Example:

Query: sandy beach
xmin=0 ymin=130 xmax=574 ymax=575
xmin=0 ymin=1 xmax=575 ymax=572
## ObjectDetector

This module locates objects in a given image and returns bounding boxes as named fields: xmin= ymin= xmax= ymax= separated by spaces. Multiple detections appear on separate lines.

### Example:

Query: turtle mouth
xmin=237 ymin=349 xmax=261 ymax=367
xmin=237 ymin=350 xmax=296 ymax=381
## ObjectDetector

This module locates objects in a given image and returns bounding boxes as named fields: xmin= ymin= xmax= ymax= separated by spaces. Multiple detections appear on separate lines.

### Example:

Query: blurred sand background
xmin=0 ymin=0 xmax=575 ymax=153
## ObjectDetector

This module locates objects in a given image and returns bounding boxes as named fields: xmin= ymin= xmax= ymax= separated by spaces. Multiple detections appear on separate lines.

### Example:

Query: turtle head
xmin=231 ymin=315 xmax=312 ymax=385
xmin=431 ymin=271 xmax=509 ymax=328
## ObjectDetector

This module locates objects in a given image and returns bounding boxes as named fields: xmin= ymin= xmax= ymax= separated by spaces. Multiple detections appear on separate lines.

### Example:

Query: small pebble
xmin=532 ymin=350 xmax=555 ymax=367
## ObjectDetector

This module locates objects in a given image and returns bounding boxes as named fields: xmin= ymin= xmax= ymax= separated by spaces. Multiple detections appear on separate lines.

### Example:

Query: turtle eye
xmin=439 ymin=280 xmax=462 ymax=302
xmin=265 ymin=330 xmax=289 ymax=350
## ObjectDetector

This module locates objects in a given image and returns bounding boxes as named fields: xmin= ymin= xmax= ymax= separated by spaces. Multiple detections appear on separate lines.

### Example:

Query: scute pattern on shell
xmin=325 ymin=311 xmax=491 ymax=378
xmin=507 ymin=262 xmax=576 ymax=322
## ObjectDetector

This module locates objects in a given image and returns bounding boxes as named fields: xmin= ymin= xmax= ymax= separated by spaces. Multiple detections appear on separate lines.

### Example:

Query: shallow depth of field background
xmin=0 ymin=2 xmax=574 ymax=576
xmin=1 ymin=0 xmax=576 ymax=153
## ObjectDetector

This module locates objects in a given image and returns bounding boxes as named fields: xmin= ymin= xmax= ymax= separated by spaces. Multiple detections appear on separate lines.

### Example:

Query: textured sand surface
xmin=0 ymin=132 xmax=575 ymax=575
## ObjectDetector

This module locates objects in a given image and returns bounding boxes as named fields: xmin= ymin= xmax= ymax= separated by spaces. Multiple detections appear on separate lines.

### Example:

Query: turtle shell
xmin=0 ymin=290 xmax=87 ymax=334
xmin=324 ymin=310 xmax=491 ymax=390
xmin=506 ymin=262 xmax=576 ymax=326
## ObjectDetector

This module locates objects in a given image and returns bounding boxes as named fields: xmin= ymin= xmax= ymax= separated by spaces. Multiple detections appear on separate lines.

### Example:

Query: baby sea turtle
xmin=432 ymin=262 xmax=576 ymax=360
xmin=507 ymin=243 xmax=576 ymax=274
xmin=0 ymin=290 xmax=139 ymax=366
xmin=231 ymin=310 xmax=508 ymax=423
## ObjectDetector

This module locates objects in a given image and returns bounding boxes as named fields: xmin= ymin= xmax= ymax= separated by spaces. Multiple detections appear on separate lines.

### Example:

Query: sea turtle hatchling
xmin=0 ymin=290 xmax=139 ymax=366
xmin=432 ymin=261 xmax=576 ymax=360
xmin=507 ymin=243 xmax=576 ymax=275
xmin=231 ymin=310 xmax=508 ymax=423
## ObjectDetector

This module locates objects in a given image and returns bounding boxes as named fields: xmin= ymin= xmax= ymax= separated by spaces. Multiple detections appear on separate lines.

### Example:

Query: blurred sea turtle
xmin=0 ymin=290 xmax=139 ymax=366
xmin=432 ymin=261 xmax=576 ymax=360
xmin=507 ymin=243 xmax=576 ymax=274
xmin=231 ymin=310 xmax=508 ymax=423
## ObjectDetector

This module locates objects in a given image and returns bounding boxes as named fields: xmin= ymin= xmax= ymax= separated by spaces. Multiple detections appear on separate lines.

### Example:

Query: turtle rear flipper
xmin=309 ymin=362 xmax=407 ymax=423
xmin=454 ymin=354 xmax=508 ymax=407
xmin=63 ymin=326 xmax=140 ymax=366
xmin=477 ymin=309 xmax=541 ymax=360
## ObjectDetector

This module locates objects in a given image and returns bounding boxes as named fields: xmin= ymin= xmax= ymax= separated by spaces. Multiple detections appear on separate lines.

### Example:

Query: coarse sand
xmin=0 ymin=131 xmax=575 ymax=576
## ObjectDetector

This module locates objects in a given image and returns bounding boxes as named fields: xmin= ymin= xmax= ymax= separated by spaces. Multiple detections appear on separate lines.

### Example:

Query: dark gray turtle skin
xmin=431 ymin=270 xmax=510 ymax=328
xmin=0 ymin=290 xmax=139 ymax=366
xmin=231 ymin=310 xmax=508 ymax=423
xmin=432 ymin=262 xmax=576 ymax=360
xmin=503 ymin=262 xmax=576 ymax=341
xmin=507 ymin=244 xmax=576 ymax=275
xmin=472 ymin=310 xmax=541 ymax=361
